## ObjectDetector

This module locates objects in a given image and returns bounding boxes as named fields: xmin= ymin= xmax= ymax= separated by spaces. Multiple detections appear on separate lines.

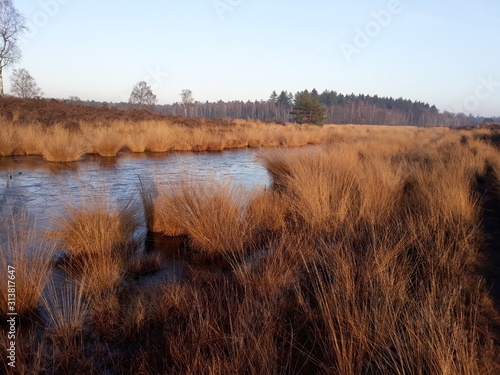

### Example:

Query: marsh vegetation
xmin=1 ymin=124 xmax=500 ymax=374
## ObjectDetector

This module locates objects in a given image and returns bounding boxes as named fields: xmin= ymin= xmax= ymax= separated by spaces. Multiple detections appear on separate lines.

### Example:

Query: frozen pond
xmin=0 ymin=148 xmax=277 ymax=287
xmin=0 ymin=149 xmax=271 ymax=228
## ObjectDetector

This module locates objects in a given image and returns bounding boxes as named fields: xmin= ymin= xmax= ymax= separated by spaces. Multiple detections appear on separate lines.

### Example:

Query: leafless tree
xmin=68 ymin=95 xmax=81 ymax=102
xmin=10 ymin=68 xmax=43 ymax=98
xmin=180 ymin=89 xmax=193 ymax=116
xmin=0 ymin=0 xmax=26 ymax=97
xmin=129 ymin=81 xmax=157 ymax=108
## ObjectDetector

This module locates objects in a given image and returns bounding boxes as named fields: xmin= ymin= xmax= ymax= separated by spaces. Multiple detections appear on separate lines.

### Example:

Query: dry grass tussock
xmin=13 ymin=123 xmax=44 ymax=156
xmin=4 ymin=125 xmax=500 ymax=374
xmin=0 ymin=212 xmax=56 ymax=316
xmin=49 ymin=194 xmax=139 ymax=295
xmin=81 ymin=123 xmax=126 ymax=157
xmin=40 ymin=281 xmax=90 ymax=341
xmin=41 ymin=125 xmax=88 ymax=162
xmin=149 ymin=178 xmax=250 ymax=261
xmin=0 ymin=120 xmax=18 ymax=156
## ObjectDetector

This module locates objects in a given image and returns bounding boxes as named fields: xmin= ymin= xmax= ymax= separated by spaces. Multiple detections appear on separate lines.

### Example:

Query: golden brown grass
xmin=82 ymin=125 xmax=125 ymax=157
xmin=189 ymin=126 xmax=226 ymax=151
xmin=40 ymin=281 xmax=89 ymax=341
xmin=3 ymin=125 xmax=500 ymax=374
xmin=245 ymin=188 xmax=287 ymax=235
xmin=143 ymin=122 xmax=178 ymax=152
xmin=1 ymin=118 xmax=336 ymax=162
xmin=151 ymin=179 xmax=250 ymax=261
xmin=13 ymin=123 xmax=44 ymax=156
xmin=126 ymin=132 xmax=147 ymax=153
xmin=0 ymin=120 xmax=18 ymax=156
xmin=41 ymin=125 xmax=88 ymax=162
xmin=49 ymin=194 xmax=138 ymax=295
xmin=0 ymin=212 xmax=56 ymax=316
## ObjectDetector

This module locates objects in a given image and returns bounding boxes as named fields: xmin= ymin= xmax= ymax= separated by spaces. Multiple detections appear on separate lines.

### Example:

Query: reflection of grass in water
xmin=3 ymin=125 xmax=500 ymax=374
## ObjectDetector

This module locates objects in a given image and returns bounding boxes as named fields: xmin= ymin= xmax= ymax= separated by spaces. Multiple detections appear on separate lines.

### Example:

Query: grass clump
xmin=41 ymin=125 xmax=87 ymax=162
xmin=0 ymin=212 xmax=56 ymax=316
xmin=50 ymin=195 xmax=138 ymax=294
xmin=151 ymin=179 xmax=250 ymax=261
xmin=0 ymin=120 xmax=18 ymax=156
xmin=83 ymin=125 xmax=125 ymax=157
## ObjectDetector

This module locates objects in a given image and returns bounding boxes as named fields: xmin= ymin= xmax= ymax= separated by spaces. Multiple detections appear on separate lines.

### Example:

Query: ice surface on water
xmin=0 ymin=149 xmax=271 ymax=231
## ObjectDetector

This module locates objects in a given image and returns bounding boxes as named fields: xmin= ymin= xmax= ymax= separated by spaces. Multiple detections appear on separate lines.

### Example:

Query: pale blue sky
xmin=6 ymin=0 xmax=500 ymax=116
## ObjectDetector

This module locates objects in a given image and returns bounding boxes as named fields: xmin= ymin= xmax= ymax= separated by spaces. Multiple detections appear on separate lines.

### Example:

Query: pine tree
xmin=290 ymin=92 xmax=326 ymax=126
xmin=277 ymin=91 xmax=290 ymax=107
xmin=311 ymin=88 xmax=319 ymax=100
xmin=269 ymin=90 xmax=278 ymax=103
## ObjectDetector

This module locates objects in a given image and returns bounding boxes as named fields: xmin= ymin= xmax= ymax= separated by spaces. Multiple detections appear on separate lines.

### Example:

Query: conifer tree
xmin=291 ymin=92 xmax=326 ymax=126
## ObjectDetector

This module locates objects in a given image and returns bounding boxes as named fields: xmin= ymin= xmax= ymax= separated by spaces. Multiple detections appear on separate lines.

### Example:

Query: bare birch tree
xmin=180 ymin=89 xmax=193 ymax=116
xmin=129 ymin=81 xmax=157 ymax=108
xmin=10 ymin=68 xmax=43 ymax=98
xmin=0 ymin=0 xmax=26 ymax=97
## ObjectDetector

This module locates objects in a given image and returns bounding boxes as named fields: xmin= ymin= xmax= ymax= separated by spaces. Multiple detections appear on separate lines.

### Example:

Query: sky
xmin=5 ymin=0 xmax=500 ymax=116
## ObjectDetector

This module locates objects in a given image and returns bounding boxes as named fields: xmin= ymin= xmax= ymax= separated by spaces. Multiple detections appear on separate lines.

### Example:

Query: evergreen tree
xmin=291 ymin=92 xmax=326 ymax=126
xmin=269 ymin=90 xmax=278 ymax=103
xmin=277 ymin=90 xmax=290 ymax=107
xmin=311 ymin=88 xmax=319 ymax=100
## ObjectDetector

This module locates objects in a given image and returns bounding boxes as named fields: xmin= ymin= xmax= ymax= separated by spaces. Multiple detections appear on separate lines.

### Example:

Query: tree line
xmin=1 ymin=1 xmax=498 ymax=127
xmin=148 ymin=89 xmax=495 ymax=127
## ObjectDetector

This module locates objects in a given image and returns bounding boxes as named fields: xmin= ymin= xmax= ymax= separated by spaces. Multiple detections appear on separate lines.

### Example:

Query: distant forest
xmin=78 ymin=89 xmax=499 ymax=127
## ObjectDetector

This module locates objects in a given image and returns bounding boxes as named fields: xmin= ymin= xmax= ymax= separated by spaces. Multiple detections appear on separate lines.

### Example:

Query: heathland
xmin=0 ymin=98 xmax=500 ymax=374
xmin=0 ymin=97 xmax=330 ymax=162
